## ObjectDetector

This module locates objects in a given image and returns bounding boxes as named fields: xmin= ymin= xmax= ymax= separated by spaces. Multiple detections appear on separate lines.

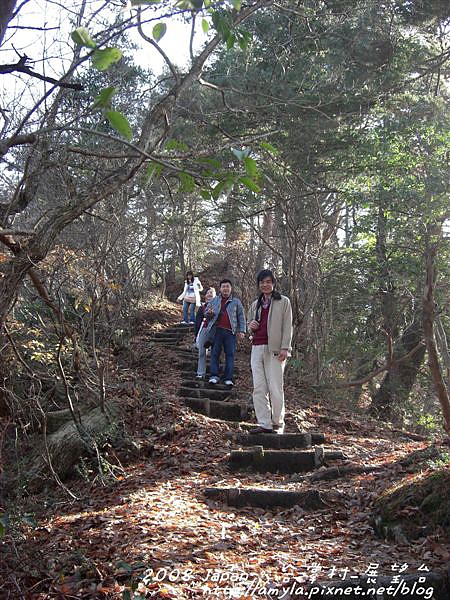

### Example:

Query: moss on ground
xmin=374 ymin=464 xmax=450 ymax=540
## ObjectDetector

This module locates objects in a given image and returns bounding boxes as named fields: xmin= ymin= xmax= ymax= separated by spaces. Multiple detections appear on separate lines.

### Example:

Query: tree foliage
xmin=0 ymin=0 xmax=449 ymax=468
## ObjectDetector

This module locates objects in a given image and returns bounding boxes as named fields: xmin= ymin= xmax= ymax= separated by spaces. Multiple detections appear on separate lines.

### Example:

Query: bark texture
xmin=28 ymin=403 xmax=120 ymax=489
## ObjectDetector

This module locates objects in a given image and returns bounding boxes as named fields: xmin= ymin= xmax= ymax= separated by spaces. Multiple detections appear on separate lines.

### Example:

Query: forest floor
xmin=1 ymin=302 xmax=449 ymax=599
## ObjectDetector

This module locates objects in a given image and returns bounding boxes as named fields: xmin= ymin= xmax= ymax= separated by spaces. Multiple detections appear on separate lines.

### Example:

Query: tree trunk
xmin=255 ymin=209 xmax=274 ymax=271
xmin=370 ymin=316 xmax=426 ymax=416
xmin=423 ymin=235 xmax=450 ymax=434
xmin=0 ymin=0 xmax=16 ymax=47
xmin=27 ymin=403 xmax=120 ymax=490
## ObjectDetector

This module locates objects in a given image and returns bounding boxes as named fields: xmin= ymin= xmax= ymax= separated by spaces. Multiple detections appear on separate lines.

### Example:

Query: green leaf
xmin=179 ymin=172 xmax=195 ymax=193
xmin=71 ymin=27 xmax=96 ymax=49
xmin=93 ymin=86 xmax=117 ymax=109
xmin=230 ymin=0 xmax=242 ymax=10
xmin=212 ymin=12 xmax=230 ymax=41
xmin=260 ymin=141 xmax=280 ymax=156
xmin=145 ymin=161 xmax=162 ymax=182
xmin=240 ymin=176 xmax=260 ymax=193
xmin=165 ymin=138 xmax=189 ymax=152
xmin=237 ymin=29 xmax=252 ymax=50
xmin=122 ymin=591 xmax=132 ymax=600
xmin=243 ymin=157 xmax=258 ymax=178
xmin=226 ymin=33 xmax=236 ymax=50
xmin=106 ymin=110 xmax=133 ymax=141
xmin=200 ymin=157 xmax=221 ymax=169
xmin=211 ymin=181 xmax=226 ymax=200
xmin=153 ymin=23 xmax=167 ymax=42
xmin=201 ymin=18 xmax=210 ymax=33
xmin=92 ymin=47 xmax=123 ymax=71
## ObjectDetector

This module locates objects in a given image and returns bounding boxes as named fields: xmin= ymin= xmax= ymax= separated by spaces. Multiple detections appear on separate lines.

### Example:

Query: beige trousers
xmin=250 ymin=344 xmax=286 ymax=432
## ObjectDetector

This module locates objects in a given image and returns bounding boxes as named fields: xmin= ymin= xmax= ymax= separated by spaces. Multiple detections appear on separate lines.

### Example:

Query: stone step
xmin=178 ymin=360 xmax=240 ymax=372
xmin=234 ymin=431 xmax=325 ymax=449
xmin=173 ymin=344 xmax=197 ymax=350
xmin=180 ymin=361 xmax=207 ymax=370
xmin=149 ymin=337 xmax=181 ymax=344
xmin=153 ymin=331 xmax=186 ymax=339
xmin=149 ymin=326 xmax=194 ymax=339
xmin=173 ymin=323 xmax=195 ymax=329
xmin=179 ymin=386 xmax=233 ymax=401
xmin=237 ymin=425 xmax=324 ymax=443
xmin=180 ymin=373 xmax=244 ymax=384
xmin=229 ymin=447 xmax=326 ymax=473
xmin=178 ymin=361 xmax=241 ymax=376
xmin=235 ymin=432 xmax=311 ymax=449
xmin=173 ymin=348 xmax=197 ymax=355
xmin=181 ymin=380 xmax=225 ymax=391
xmin=180 ymin=370 xmax=208 ymax=378
xmin=181 ymin=379 xmax=236 ymax=392
xmin=184 ymin=397 xmax=248 ymax=422
xmin=204 ymin=487 xmax=327 ymax=510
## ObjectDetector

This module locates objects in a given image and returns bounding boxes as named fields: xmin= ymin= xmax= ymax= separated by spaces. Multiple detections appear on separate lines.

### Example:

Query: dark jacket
xmin=194 ymin=303 xmax=206 ymax=336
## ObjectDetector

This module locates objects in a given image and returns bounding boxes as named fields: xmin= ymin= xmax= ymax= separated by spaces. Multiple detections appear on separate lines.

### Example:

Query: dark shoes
xmin=249 ymin=426 xmax=274 ymax=434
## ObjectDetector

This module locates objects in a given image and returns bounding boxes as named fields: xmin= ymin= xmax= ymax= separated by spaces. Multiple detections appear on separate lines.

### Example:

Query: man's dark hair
xmin=257 ymin=269 xmax=276 ymax=284
xmin=219 ymin=278 xmax=233 ymax=287
xmin=256 ymin=269 xmax=281 ymax=301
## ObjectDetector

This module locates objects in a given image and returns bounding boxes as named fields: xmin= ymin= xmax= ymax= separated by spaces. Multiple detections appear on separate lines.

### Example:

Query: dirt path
xmin=1 ymin=308 xmax=449 ymax=599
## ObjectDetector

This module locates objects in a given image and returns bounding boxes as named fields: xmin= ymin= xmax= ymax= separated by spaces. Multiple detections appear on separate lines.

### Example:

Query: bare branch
xmin=0 ymin=228 xmax=34 ymax=236
xmin=0 ymin=58 xmax=83 ymax=90
xmin=137 ymin=7 xmax=180 ymax=84
xmin=319 ymin=342 xmax=426 ymax=389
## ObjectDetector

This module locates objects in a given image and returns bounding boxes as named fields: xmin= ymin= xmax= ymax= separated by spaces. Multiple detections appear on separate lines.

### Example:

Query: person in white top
xmin=177 ymin=270 xmax=203 ymax=323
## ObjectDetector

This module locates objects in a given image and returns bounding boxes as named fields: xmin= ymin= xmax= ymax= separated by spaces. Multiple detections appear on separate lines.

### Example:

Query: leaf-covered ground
xmin=1 ymin=305 xmax=449 ymax=599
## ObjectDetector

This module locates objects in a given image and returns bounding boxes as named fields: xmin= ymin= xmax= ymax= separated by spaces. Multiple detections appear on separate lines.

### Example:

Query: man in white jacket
xmin=247 ymin=269 xmax=293 ymax=434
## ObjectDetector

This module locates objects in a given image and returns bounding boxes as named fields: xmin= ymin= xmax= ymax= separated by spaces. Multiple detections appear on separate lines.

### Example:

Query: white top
xmin=177 ymin=276 xmax=203 ymax=307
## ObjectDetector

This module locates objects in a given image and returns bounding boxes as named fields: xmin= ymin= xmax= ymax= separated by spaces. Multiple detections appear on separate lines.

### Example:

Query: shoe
xmin=196 ymin=374 xmax=204 ymax=379
xmin=208 ymin=376 xmax=219 ymax=384
xmin=249 ymin=426 xmax=274 ymax=434
xmin=180 ymin=320 xmax=187 ymax=324
xmin=224 ymin=380 xmax=234 ymax=386
xmin=272 ymin=425 xmax=285 ymax=435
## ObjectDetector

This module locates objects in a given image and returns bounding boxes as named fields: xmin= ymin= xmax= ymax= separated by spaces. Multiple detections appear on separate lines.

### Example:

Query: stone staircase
xmin=159 ymin=321 xmax=344 ymax=511
xmin=148 ymin=322 xmax=195 ymax=347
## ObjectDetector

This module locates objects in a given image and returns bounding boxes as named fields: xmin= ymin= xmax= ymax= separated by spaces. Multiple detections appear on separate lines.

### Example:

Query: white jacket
xmin=177 ymin=277 xmax=203 ymax=307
